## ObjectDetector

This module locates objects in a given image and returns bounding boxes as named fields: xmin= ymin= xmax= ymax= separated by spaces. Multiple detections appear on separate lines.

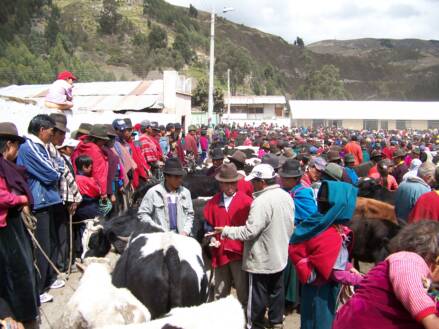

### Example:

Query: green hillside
xmin=1 ymin=0 xmax=439 ymax=101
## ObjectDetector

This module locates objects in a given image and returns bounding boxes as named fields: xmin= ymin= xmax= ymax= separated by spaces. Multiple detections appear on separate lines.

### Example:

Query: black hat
xmin=261 ymin=153 xmax=281 ymax=169
xmin=166 ymin=123 xmax=175 ymax=131
xmin=163 ymin=158 xmax=185 ymax=176
xmin=123 ymin=118 xmax=133 ymax=129
xmin=150 ymin=121 xmax=160 ymax=131
xmin=0 ymin=122 xmax=25 ymax=144
xmin=174 ymin=123 xmax=182 ymax=129
xmin=211 ymin=148 xmax=224 ymax=160
xmin=279 ymin=159 xmax=303 ymax=178
xmin=159 ymin=125 xmax=165 ymax=131
xmin=88 ymin=124 xmax=110 ymax=141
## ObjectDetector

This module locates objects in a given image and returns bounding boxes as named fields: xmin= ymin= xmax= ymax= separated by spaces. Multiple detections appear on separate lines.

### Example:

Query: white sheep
xmin=99 ymin=295 xmax=245 ymax=329
xmin=57 ymin=262 xmax=151 ymax=329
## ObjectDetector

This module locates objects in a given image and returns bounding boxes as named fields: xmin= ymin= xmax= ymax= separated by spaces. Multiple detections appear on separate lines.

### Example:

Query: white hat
xmin=56 ymin=138 xmax=80 ymax=149
xmin=245 ymin=164 xmax=276 ymax=181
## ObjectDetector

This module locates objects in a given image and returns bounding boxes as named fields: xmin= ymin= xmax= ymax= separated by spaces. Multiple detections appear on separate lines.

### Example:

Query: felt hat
xmin=215 ymin=163 xmax=242 ymax=182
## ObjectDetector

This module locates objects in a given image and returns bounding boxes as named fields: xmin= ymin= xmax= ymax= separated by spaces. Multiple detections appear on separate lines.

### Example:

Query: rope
xmin=21 ymin=212 xmax=63 ymax=277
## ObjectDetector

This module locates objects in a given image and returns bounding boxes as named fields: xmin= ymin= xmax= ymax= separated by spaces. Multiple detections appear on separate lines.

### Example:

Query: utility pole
xmin=207 ymin=7 xmax=234 ymax=128
xmin=227 ymin=68 xmax=231 ymax=122
xmin=207 ymin=9 xmax=215 ymax=128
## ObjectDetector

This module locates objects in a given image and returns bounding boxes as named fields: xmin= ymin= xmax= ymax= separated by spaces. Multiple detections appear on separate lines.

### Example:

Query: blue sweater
xmin=394 ymin=176 xmax=431 ymax=223
xmin=17 ymin=136 xmax=62 ymax=210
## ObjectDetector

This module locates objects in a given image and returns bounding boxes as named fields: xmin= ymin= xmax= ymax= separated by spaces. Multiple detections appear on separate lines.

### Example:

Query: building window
xmin=363 ymin=120 xmax=378 ymax=131
xmin=396 ymin=120 xmax=406 ymax=130
xmin=380 ymin=120 xmax=388 ymax=130
xmin=428 ymin=120 xmax=439 ymax=129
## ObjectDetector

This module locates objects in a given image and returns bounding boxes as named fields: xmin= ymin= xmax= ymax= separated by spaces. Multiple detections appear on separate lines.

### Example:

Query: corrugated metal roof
xmin=225 ymin=96 xmax=286 ymax=105
xmin=0 ymin=80 xmax=164 ymax=111
xmin=289 ymin=100 xmax=439 ymax=120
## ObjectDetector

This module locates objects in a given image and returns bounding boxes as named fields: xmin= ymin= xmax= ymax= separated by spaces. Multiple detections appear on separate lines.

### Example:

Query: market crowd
xmin=1 ymin=110 xmax=439 ymax=329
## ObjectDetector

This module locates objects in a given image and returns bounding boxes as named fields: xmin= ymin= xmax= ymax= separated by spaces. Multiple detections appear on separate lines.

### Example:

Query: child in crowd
xmin=73 ymin=155 xmax=101 ymax=258
xmin=45 ymin=71 xmax=76 ymax=110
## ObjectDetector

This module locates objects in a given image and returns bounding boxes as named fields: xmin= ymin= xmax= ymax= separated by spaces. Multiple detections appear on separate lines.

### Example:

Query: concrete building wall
xmin=342 ymin=119 xmax=363 ymax=130
xmin=409 ymin=120 xmax=428 ymax=130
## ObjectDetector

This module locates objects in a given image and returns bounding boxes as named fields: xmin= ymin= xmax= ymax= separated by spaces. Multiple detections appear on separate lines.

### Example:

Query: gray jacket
xmin=138 ymin=183 xmax=194 ymax=235
xmin=222 ymin=184 xmax=295 ymax=274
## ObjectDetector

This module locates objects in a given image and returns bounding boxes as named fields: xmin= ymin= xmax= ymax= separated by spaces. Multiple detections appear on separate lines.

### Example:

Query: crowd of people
xmin=1 ymin=112 xmax=439 ymax=329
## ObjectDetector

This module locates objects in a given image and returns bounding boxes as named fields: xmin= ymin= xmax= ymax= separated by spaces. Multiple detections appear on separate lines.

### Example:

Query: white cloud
xmin=165 ymin=0 xmax=439 ymax=44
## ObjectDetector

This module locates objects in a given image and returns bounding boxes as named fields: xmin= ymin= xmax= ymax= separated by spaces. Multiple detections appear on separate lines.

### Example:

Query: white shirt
xmin=223 ymin=192 xmax=236 ymax=212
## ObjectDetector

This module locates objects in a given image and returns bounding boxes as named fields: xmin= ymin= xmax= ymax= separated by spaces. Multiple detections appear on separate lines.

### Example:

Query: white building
xmin=224 ymin=95 xmax=290 ymax=127
xmin=0 ymin=70 xmax=193 ymax=133
xmin=289 ymin=100 xmax=439 ymax=130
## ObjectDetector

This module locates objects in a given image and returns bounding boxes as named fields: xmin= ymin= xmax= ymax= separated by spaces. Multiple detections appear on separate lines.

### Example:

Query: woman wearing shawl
xmin=289 ymin=180 xmax=363 ymax=329
xmin=279 ymin=159 xmax=317 ymax=309
xmin=0 ymin=123 xmax=39 ymax=326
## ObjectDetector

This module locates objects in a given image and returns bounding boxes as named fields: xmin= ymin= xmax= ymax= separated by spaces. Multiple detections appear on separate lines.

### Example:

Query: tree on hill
xmin=45 ymin=5 xmax=61 ymax=47
xmin=148 ymin=25 xmax=167 ymax=49
xmin=189 ymin=4 xmax=198 ymax=18
xmin=173 ymin=33 xmax=195 ymax=64
xmin=192 ymin=79 xmax=224 ymax=113
xmin=297 ymin=64 xmax=350 ymax=100
xmin=99 ymin=0 xmax=122 ymax=35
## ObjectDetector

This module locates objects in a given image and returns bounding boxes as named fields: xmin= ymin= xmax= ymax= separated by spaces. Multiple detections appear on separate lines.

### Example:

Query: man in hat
xmin=344 ymin=135 xmax=363 ymax=166
xmin=158 ymin=125 xmax=169 ymax=158
xmin=366 ymin=150 xmax=383 ymax=177
xmin=392 ymin=148 xmax=409 ymax=184
xmin=113 ymin=119 xmax=148 ymax=189
xmin=203 ymin=163 xmax=252 ymax=306
xmin=206 ymin=148 xmax=224 ymax=177
xmin=199 ymin=129 xmax=209 ymax=164
xmin=139 ymin=120 xmax=162 ymax=170
xmin=343 ymin=154 xmax=359 ymax=185
xmin=138 ymin=158 xmax=194 ymax=235
xmin=213 ymin=164 xmax=294 ymax=329
xmin=228 ymin=150 xmax=254 ymax=198
xmin=17 ymin=114 xmax=65 ymax=302
xmin=185 ymin=125 xmax=199 ymax=161
xmin=72 ymin=123 xmax=92 ymax=141
xmin=47 ymin=113 xmax=82 ymax=272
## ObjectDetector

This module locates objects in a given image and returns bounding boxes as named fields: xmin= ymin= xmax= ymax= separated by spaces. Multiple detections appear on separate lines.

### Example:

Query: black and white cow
xmin=112 ymin=232 xmax=208 ymax=319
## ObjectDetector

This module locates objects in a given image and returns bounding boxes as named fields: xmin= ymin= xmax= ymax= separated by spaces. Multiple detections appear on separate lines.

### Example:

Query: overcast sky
xmin=165 ymin=0 xmax=439 ymax=44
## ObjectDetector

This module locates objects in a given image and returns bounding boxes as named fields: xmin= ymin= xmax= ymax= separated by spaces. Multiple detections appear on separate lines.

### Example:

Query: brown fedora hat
xmin=228 ymin=150 xmax=246 ymax=165
xmin=0 ymin=122 xmax=25 ymax=144
xmin=49 ymin=113 xmax=70 ymax=133
xmin=215 ymin=163 xmax=243 ymax=182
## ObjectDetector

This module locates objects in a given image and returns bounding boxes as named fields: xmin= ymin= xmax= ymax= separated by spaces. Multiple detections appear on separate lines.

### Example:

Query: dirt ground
xmin=38 ymin=261 xmax=374 ymax=329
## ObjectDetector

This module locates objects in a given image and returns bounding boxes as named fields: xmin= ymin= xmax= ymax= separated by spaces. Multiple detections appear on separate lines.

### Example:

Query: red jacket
xmin=409 ymin=191 xmax=439 ymax=223
xmin=344 ymin=142 xmax=363 ymax=166
xmin=72 ymin=141 xmax=108 ymax=197
xmin=128 ymin=140 xmax=149 ymax=189
xmin=185 ymin=133 xmax=198 ymax=156
xmin=75 ymin=175 xmax=100 ymax=199
xmin=237 ymin=178 xmax=254 ymax=198
xmin=204 ymin=191 xmax=252 ymax=268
